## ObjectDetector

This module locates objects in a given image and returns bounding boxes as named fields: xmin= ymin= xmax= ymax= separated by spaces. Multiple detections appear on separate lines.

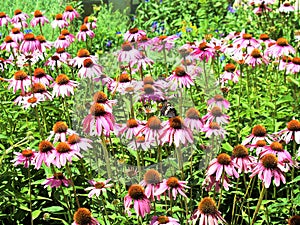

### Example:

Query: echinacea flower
xmin=32 ymin=68 xmax=53 ymax=86
xmin=0 ymin=36 xmax=19 ymax=52
xmin=150 ymin=216 xmax=180 ymax=225
xmin=31 ymin=83 xmax=52 ymax=101
xmin=85 ymin=179 xmax=113 ymax=198
xmin=207 ymin=94 xmax=230 ymax=110
xmin=72 ymin=208 xmax=100 ymax=225
xmin=139 ymin=116 xmax=162 ymax=142
xmin=167 ymin=66 xmax=194 ymax=90
xmin=45 ymin=55 xmax=66 ymax=70
xmin=83 ymin=103 xmax=115 ymax=137
xmin=54 ymin=35 xmax=71 ymax=49
xmin=70 ymin=48 xmax=98 ymax=68
xmin=11 ymin=9 xmax=29 ymax=24
xmin=124 ymin=27 xmax=146 ymax=42
xmin=202 ymin=174 xmax=231 ymax=192
xmin=61 ymin=29 xmax=75 ymax=43
xmin=54 ymin=48 xmax=72 ymax=62
xmin=202 ymin=122 xmax=226 ymax=139
xmin=128 ymin=135 xmax=156 ymax=150
xmin=242 ymin=124 xmax=273 ymax=145
xmin=247 ymin=139 xmax=267 ymax=156
xmin=130 ymin=52 xmax=154 ymax=70
xmin=51 ymin=13 xmax=69 ymax=29
xmin=33 ymin=140 xmax=55 ymax=169
xmin=92 ymin=91 xmax=116 ymax=113
xmin=83 ymin=16 xmax=97 ymax=30
xmin=159 ymin=116 xmax=194 ymax=147
xmin=42 ymin=172 xmax=70 ymax=188
xmin=7 ymin=70 xmax=31 ymax=94
xmin=63 ymin=5 xmax=80 ymax=22
xmin=19 ymin=33 xmax=42 ymax=54
xmin=286 ymin=57 xmax=300 ymax=74
xmin=184 ymin=107 xmax=203 ymax=131
xmin=12 ymin=149 xmax=36 ymax=168
xmin=76 ymin=24 xmax=95 ymax=42
xmin=288 ymin=215 xmax=300 ymax=225
xmin=140 ymin=169 xmax=162 ymax=200
xmin=36 ymin=35 xmax=52 ymax=53
xmin=67 ymin=134 xmax=93 ymax=152
xmin=191 ymin=41 xmax=216 ymax=62
xmin=233 ymin=33 xmax=259 ymax=48
xmin=20 ymin=94 xmax=44 ymax=109
xmin=155 ymin=177 xmax=189 ymax=200
xmin=265 ymin=37 xmax=295 ymax=58
xmin=30 ymin=10 xmax=49 ymax=27
xmin=190 ymin=197 xmax=226 ymax=225
xmin=202 ymin=106 xmax=229 ymax=125
xmin=278 ymin=119 xmax=300 ymax=144
xmin=206 ymin=153 xmax=239 ymax=181
xmin=0 ymin=12 xmax=10 ymax=26
xmin=10 ymin=28 xmax=24 ymax=43
xmin=232 ymin=145 xmax=256 ymax=173
xmin=51 ymin=74 xmax=78 ymax=98
xmin=52 ymin=142 xmax=83 ymax=168
xmin=78 ymin=58 xmax=103 ymax=78
xmin=115 ymin=118 xmax=144 ymax=140
xmin=279 ymin=2 xmax=295 ymax=13
xmin=124 ymin=184 xmax=151 ymax=218
xmin=48 ymin=121 xmax=76 ymax=143
xmin=258 ymin=33 xmax=274 ymax=47
xmin=151 ymin=35 xmax=179 ymax=52
xmin=140 ymin=84 xmax=165 ymax=102
xmin=245 ymin=48 xmax=269 ymax=67
xmin=250 ymin=153 xmax=286 ymax=188
xmin=117 ymin=41 xmax=141 ymax=63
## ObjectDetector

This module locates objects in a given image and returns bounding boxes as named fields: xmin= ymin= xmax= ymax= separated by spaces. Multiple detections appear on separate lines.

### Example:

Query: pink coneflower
xmin=61 ymin=29 xmax=75 ymax=43
xmin=258 ymin=33 xmax=274 ymax=47
xmin=45 ymin=55 xmax=65 ymax=70
xmin=21 ymin=94 xmax=46 ymax=109
xmin=63 ymin=5 xmax=80 ymax=22
xmin=12 ymin=149 xmax=36 ymax=168
xmin=30 ymin=10 xmax=49 ymax=27
xmin=232 ymin=145 xmax=256 ymax=173
xmin=84 ymin=16 xmax=97 ymax=30
xmin=286 ymin=57 xmax=300 ymax=74
xmin=130 ymin=52 xmax=154 ymax=70
xmin=253 ymin=3 xmax=272 ymax=15
xmin=67 ymin=134 xmax=93 ymax=152
xmin=202 ymin=122 xmax=226 ymax=139
xmin=140 ymin=169 xmax=162 ymax=200
xmin=0 ymin=57 xmax=12 ymax=72
xmin=34 ymin=140 xmax=55 ymax=169
xmin=206 ymin=153 xmax=239 ymax=181
xmin=155 ymin=177 xmax=189 ymax=200
xmin=202 ymin=174 xmax=231 ymax=192
xmin=128 ymin=135 xmax=156 ymax=150
xmin=288 ymin=215 xmax=300 ymax=225
xmin=202 ymin=106 xmax=229 ymax=125
xmin=137 ymin=35 xmax=152 ymax=49
xmin=11 ymin=9 xmax=29 ymax=23
xmin=42 ymin=172 xmax=70 ymax=188
xmin=92 ymin=91 xmax=116 ymax=113
xmin=159 ymin=116 xmax=194 ymax=147
xmin=124 ymin=184 xmax=151 ymax=218
xmin=242 ymin=124 xmax=273 ymax=145
xmin=116 ymin=118 xmax=144 ymax=140
xmin=278 ymin=119 xmax=300 ymax=144
xmin=207 ymin=94 xmax=230 ymax=110
xmin=124 ymin=27 xmax=146 ymax=42
xmin=72 ymin=208 xmax=100 ymax=225
xmin=70 ymin=48 xmax=98 ymax=68
xmin=10 ymin=28 xmax=24 ymax=43
xmin=117 ymin=41 xmax=141 ymax=63
xmin=54 ymin=48 xmax=72 ymax=62
xmin=191 ymin=41 xmax=215 ymax=62
xmin=0 ymin=36 xmax=19 ymax=52
xmin=83 ymin=103 xmax=115 ymax=136
xmin=78 ymin=58 xmax=103 ymax=78
xmin=233 ymin=33 xmax=259 ymax=49
xmin=190 ymin=197 xmax=226 ymax=225
xmin=0 ymin=12 xmax=10 ymax=26
xmin=139 ymin=116 xmax=163 ymax=142
xmin=32 ymin=68 xmax=53 ymax=86
xmin=48 ymin=121 xmax=76 ymax=143
xmin=219 ymin=63 xmax=240 ymax=84
xmin=184 ymin=107 xmax=203 ymax=132
xmin=19 ymin=33 xmax=41 ymax=54
xmin=31 ymin=83 xmax=52 ymax=101
xmin=76 ymin=24 xmax=95 ymax=42
xmin=51 ymin=74 xmax=78 ymax=98
xmin=150 ymin=216 xmax=180 ymax=225
xmin=167 ymin=66 xmax=194 ymax=90
xmin=84 ymin=179 xmax=113 ymax=198
xmin=265 ymin=37 xmax=295 ymax=58
xmin=250 ymin=153 xmax=286 ymax=188
xmin=52 ymin=142 xmax=82 ymax=168
xmin=245 ymin=48 xmax=269 ymax=67
xmin=248 ymin=139 xmax=267 ymax=156
xmin=279 ymin=1 xmax=295 ymax=13
xmin=7 ymin=70 xmax=31 ymax=94
xmin=54 ymin=35 xmax=71 ymax=49
xmin=36 ymin=35 xmax=52 ymax=53
xmin=260 ymin=141 xmax=293 ymax=166
xmin=51 ymin=13 xmax=69 ymax=29
xmin=151 ymin=35 xmax=179 ymax=52
xmin=140 ymin=84 xmax=165 ymax=102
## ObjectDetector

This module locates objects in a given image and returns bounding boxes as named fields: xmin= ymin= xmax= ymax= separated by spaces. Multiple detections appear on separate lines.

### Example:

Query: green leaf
xmin=32 ymin=210 xmax=42 ymax=220
xmin=43 ymin=206 xmax=64 ymax=213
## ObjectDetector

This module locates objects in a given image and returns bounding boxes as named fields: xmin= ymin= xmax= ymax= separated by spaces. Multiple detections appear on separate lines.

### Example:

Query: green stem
xmin=28 ymin=163 xmax=33 ymax=225
xmin=230 ymin=177 xmax=240 ymax=224
xmin=65 ymin=162 xmax=80 ymax=208
xmin=59 ymin=185 xmax=72 ymax=221
xmin=100 ymin=135 xmax=112 ymax=178
xmin=34 ymin=107 xmax=44 ymax=139
xmin=251 ymin=185 xmax=266 ymax=225
xmin=217 ymin=170 xmax=225 ymax=209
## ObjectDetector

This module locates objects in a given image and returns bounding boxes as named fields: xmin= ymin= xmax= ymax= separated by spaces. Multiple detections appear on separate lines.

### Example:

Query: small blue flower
xmin=24 ymin=29 xmax=33 ymax=34
xmin=0 ymin=32 xmax=2 ymax=38
xmin=220 ymin=55 xmax=225 ymax=62
xmin=106 ymin=40 xmax=112 ymax=47
xmin=145 ymin=0 xmax=149 ymax=2
xmin=215 ymin=29 xmax=219 ymax=33
xmin=186 ymin=27 xmax=192 ymax=33
xmin=176 ymin=32 xmax=182 ymax=38
xmin=227 ymin=5 xmax=236 ymax=13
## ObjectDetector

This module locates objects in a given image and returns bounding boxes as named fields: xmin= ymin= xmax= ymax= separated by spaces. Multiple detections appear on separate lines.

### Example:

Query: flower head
xmin=85 ymin=179 xmax=113 ymax=198
xmin=72 ymin=208 xmax=99 ymax=225
xmin=12 ymin=149 xmax=36 ymax=168
xmin=155 ymin=177 xmax=189 ymax=200
xmin=42 ymin=172 xmax=70 ymax=188
xmin=150 ymin=216 xmax=180 ymax=225
xmin=140 ymin=169 xmax=162 ymax=200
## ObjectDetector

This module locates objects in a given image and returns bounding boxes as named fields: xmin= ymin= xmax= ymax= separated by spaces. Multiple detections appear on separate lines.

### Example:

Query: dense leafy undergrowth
xmin=0 ymin=0 xmax=300 ymax=224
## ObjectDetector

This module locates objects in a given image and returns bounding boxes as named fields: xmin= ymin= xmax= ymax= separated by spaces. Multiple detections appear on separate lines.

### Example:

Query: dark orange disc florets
xmin=73 ymin=208 xmax=92 ymax=225
xmin=276 ymin=38 xmax=289 ymax=46
xmin=14 ymin=70 xmax=28 ymax=80
xmin=232 ymin=145 xmax=248 ymax=158
xmin=126 ymin=118 xmax=138 ymax=128
xmin=198 ymin=197 xmax=217 ymax=214
xmin=224 ymin=63 xmax=236 ymax=72
xmin=90 ymin=103 xmax=106 ymax=116
xmin=55 ymin=74 xmax=69 ymax=85
xmin=128 ymin=184 xmax=145 ymax=200
xmin=217 ymin=153 xmax=231 ymax=165
xmin=166 ymin=177 xmax=179 ymax=188
xmin=83 ymin=58 xmax=93 ymax=67
xmin=56 ymin=142 xmax=71 ymax=153
xmin=174 ymin=66 xmax=187 ymax=77
xmin=77 ymin=49 xmax=90 ymax=57
xmin=24 ymin=33 xmax=35 ymax=41
xmin=144 ymin=169 xmax=161 ymax=184
xmin=186 ymin=107 xmax=200 ymax=119
xmin=287 ymin=120 xmax=300 ymax=131
xmin=55 ymin=14 xmax=63 ymax=20
xmin=93 ymin=91 xmax=107 ymax=103
xmin=38 ymin=140 xmax=54 ymax=153
xmin=21 ymin=149 xmax=34 ymax=157
xmin=169 ymin=116 xmax=183 ymax=129
xmin=34 ymin=10 xmax=43 ymax=17
xmin=261 ymin=153 xmax=278 ymax=169
xmin=147 ymin=116 xmax=162 ymax=130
